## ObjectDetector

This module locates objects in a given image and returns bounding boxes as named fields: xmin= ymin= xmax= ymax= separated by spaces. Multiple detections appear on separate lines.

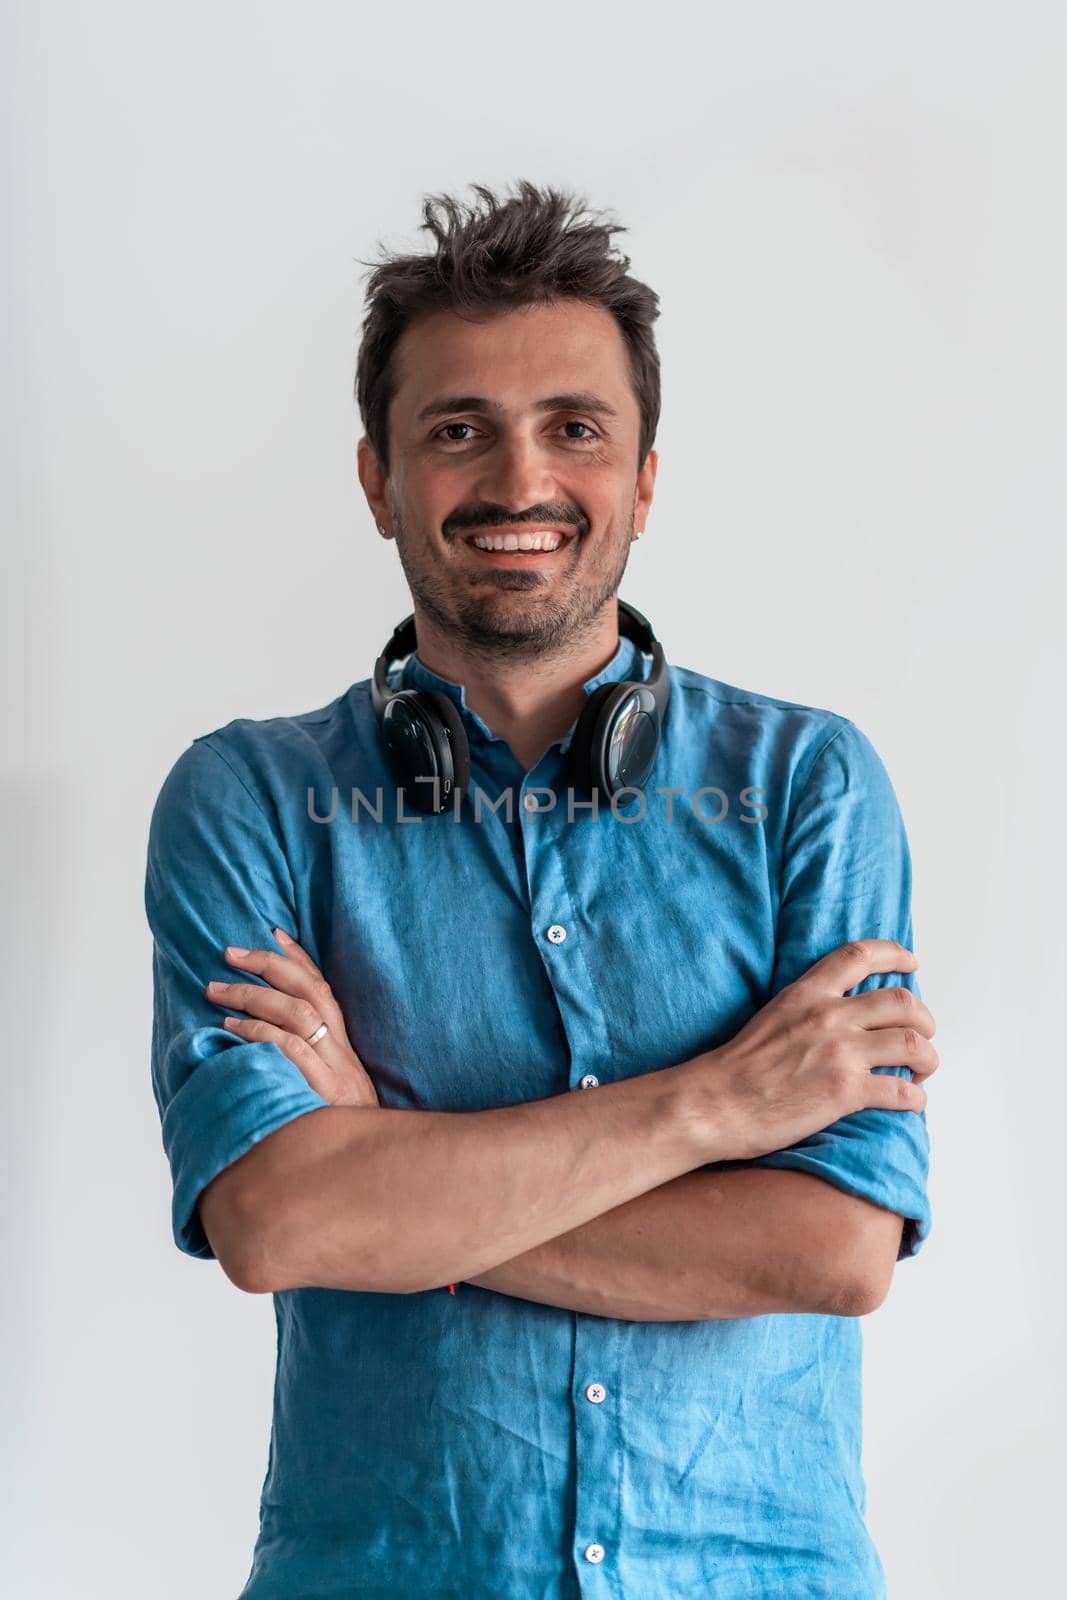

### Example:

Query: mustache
xmin=444 ymin=507 xmax=587 ymax=538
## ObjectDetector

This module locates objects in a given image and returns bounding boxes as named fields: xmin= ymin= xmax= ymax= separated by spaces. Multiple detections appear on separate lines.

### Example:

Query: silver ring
xmin=305 ymin=1022 xmax=329 ymax=1046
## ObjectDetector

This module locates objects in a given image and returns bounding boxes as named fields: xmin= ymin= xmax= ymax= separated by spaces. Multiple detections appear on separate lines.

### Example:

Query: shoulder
xmin=664 ymin=660 xmax=905 ymax=821
xmin=149 ymin=683 xmax=362 ymax=826
xmin=667 ymin=658 xmax=866 ymax=781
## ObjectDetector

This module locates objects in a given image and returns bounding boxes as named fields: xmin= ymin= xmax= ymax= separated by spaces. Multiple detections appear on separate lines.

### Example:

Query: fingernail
xmin=274 ymin=929 xmax=292 ymax=945
xmin=226 ymin=946 xmax=249 ymax=959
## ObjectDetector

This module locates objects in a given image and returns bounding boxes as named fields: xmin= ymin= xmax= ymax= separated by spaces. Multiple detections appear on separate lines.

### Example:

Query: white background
xmin=4 ymin=2 xmax=1064 ymax=1594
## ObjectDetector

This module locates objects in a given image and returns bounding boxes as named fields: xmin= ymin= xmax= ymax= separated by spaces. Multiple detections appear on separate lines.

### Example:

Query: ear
xmin=357 ymin=436 xmax=391 ymax=536
xmin=634 ymin=447 xmax=658 ymax=533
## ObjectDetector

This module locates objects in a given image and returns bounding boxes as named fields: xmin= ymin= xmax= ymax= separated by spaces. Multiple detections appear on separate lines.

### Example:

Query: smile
xmin=461 ymin=527 xmax=577 ymax=556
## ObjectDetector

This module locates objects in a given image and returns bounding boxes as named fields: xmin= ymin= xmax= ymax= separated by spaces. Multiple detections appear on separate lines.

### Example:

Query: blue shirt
xmin=145 ymin=628 xmax=932 ymax=1599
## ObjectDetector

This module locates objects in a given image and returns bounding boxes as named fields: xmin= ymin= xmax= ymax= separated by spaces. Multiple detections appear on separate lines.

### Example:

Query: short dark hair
xmin=354 ymin=179 xmax=661 ymax=476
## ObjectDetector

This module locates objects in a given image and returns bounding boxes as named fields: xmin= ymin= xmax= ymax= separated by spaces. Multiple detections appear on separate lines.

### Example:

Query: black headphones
xmin=371 ymin=598 xmax=671 ymax=814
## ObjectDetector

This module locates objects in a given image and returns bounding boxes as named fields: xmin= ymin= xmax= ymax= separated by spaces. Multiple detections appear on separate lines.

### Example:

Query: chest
xmin=304 ymin=763 xmax=780 ymax=1113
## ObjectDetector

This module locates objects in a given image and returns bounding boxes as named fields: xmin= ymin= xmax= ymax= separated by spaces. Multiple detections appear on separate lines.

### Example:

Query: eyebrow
xmin=414 ymin=391 xmax=620 ymax=424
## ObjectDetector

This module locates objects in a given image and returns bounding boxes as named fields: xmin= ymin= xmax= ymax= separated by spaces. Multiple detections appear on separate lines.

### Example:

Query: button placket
xmin=519 ymin=755 xmax=614 ymax=1112
xmin=572 ymin=1318 xmax=620 ymax=1591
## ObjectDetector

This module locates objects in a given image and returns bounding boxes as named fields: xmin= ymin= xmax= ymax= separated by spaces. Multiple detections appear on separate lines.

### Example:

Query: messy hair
xmin=354 ymin=179 xmax=661 ymax=475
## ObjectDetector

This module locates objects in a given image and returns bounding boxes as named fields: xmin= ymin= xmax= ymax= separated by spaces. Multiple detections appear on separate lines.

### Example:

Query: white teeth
xmin=471 ymin=531 xmax=563 ymax=552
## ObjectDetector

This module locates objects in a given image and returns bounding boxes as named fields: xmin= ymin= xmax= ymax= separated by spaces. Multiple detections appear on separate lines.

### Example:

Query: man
xmin=145 ymin=180 xmax=936 ymax=1598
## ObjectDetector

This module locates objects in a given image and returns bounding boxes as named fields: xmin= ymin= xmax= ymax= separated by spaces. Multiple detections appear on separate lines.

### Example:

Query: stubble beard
xmin=388 ymin=504 xmax=636 ymax=667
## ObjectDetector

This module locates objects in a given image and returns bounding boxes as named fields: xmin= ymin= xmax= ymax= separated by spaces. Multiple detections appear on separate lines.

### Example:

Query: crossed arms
xmin=154 ymin=732 xmax=932 ymax=1323
xmin=199 ymin=979 xmax=918 ymax=1323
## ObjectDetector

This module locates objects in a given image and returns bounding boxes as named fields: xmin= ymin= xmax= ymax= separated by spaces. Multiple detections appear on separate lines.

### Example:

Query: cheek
xmin=559 ymin=474 xmax=622 ymax=526
xmin=388 ymin=479 xmax=455 ymax=543
xmin=410 ymin=467 xmax=479 ymax=524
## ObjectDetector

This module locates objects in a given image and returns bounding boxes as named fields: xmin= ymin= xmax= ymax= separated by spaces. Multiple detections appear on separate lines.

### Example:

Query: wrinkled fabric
xmin=145 ymin=630 xmax=932 ymax=1598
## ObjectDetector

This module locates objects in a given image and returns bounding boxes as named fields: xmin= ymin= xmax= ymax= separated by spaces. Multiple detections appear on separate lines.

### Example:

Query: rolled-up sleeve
xmin=145 ymin=734 xmax=330 ymax=1260
xmin=748 ymin=719 xmax=933 ymax=1261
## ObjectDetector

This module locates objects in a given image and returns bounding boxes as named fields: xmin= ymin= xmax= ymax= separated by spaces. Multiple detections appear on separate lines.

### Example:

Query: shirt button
xmin=584 ymin=1543 xmax=606 ymax=1565
xmin=578 ymin=1073 xmax=600 ymax=1090
xmin=546 ymin=924 xmax=567 ymax=943
xmin=523 ymin=792 xmax=540 ymax=812
xmin=585 ymin=1383 xmax=607 ymax=1404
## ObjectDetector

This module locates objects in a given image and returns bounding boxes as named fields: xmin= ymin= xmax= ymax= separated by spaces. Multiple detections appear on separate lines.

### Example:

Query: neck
xmin=410 ymin=608 xmax=624 ymax=772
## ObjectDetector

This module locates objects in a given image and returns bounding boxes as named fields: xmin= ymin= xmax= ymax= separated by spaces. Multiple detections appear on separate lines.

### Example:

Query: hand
xmin=205 ymin=928 xmax=380 ymax=1108
xmin=701 ymin=938 xmax=938 ymax=1162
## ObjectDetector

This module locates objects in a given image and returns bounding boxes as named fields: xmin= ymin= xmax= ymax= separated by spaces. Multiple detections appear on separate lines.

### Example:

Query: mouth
xmin=458 ymin=527 xmax=579 ymax=564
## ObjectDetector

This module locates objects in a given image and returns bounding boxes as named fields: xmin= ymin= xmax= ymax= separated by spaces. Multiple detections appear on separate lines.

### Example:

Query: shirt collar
xmin=392 ymin=630 xmax=644 ymax=752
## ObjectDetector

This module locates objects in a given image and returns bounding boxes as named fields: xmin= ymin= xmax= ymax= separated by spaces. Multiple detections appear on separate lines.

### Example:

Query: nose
xmin=470 ymin=429 xmax=558 ymax=515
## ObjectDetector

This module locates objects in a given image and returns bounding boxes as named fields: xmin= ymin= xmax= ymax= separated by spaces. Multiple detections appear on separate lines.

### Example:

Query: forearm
xmin=466 ymin=1166 xmax=849 ymax=1321
xmin=237 ymin=1057 xmax=719 ymax=1295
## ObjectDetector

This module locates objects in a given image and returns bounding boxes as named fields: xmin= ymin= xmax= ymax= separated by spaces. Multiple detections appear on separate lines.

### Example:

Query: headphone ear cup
xmin=567 ymin=682 xmax=618 ymax=795
xmin=420 ymin=689 xmax=471 ymax=803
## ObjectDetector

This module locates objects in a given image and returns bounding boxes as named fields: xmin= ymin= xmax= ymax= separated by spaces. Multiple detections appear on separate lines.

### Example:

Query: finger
xmin=801 ymin=939 xmax=918 ymax=997
xmin=844 ymin=986 xmax=936 ymax=1039
xmin=272 ymin=927 xmax=324 ymax=976
xmin=207 ymin=978 xmax=330 ymax=1044
xmin=223 ymin=944 xmax=320 ymax=994
xmin=220 ymin=1014 xmax=342 ymax=1103
xmin=863 ymin=1071 xmax=928 ymax=1115
xmin=210 ymin=977 xmax=362 ymax=1089
xmin=858 ymin=1025 xmax=940 ymax=1083
xmin=223 ymin=945 xmax=346 ymax=1033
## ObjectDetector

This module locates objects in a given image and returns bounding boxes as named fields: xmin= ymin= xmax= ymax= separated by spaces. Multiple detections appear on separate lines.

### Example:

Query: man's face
xmin=360 ymin=298 xmax=657 ymax=661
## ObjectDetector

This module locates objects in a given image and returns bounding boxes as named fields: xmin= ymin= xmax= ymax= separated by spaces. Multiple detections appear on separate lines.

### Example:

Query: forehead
xmin=391 ymin=299 xmax=634 ymax=421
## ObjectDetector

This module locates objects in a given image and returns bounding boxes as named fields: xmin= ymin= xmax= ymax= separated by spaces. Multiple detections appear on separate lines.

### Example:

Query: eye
xmin=434 ymin=422 xmax=480 ymax=444
xmin=430 ymin=419 xmax=601 ymax=447
xmin=561 ymin=420 xmax=598 ymax=443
